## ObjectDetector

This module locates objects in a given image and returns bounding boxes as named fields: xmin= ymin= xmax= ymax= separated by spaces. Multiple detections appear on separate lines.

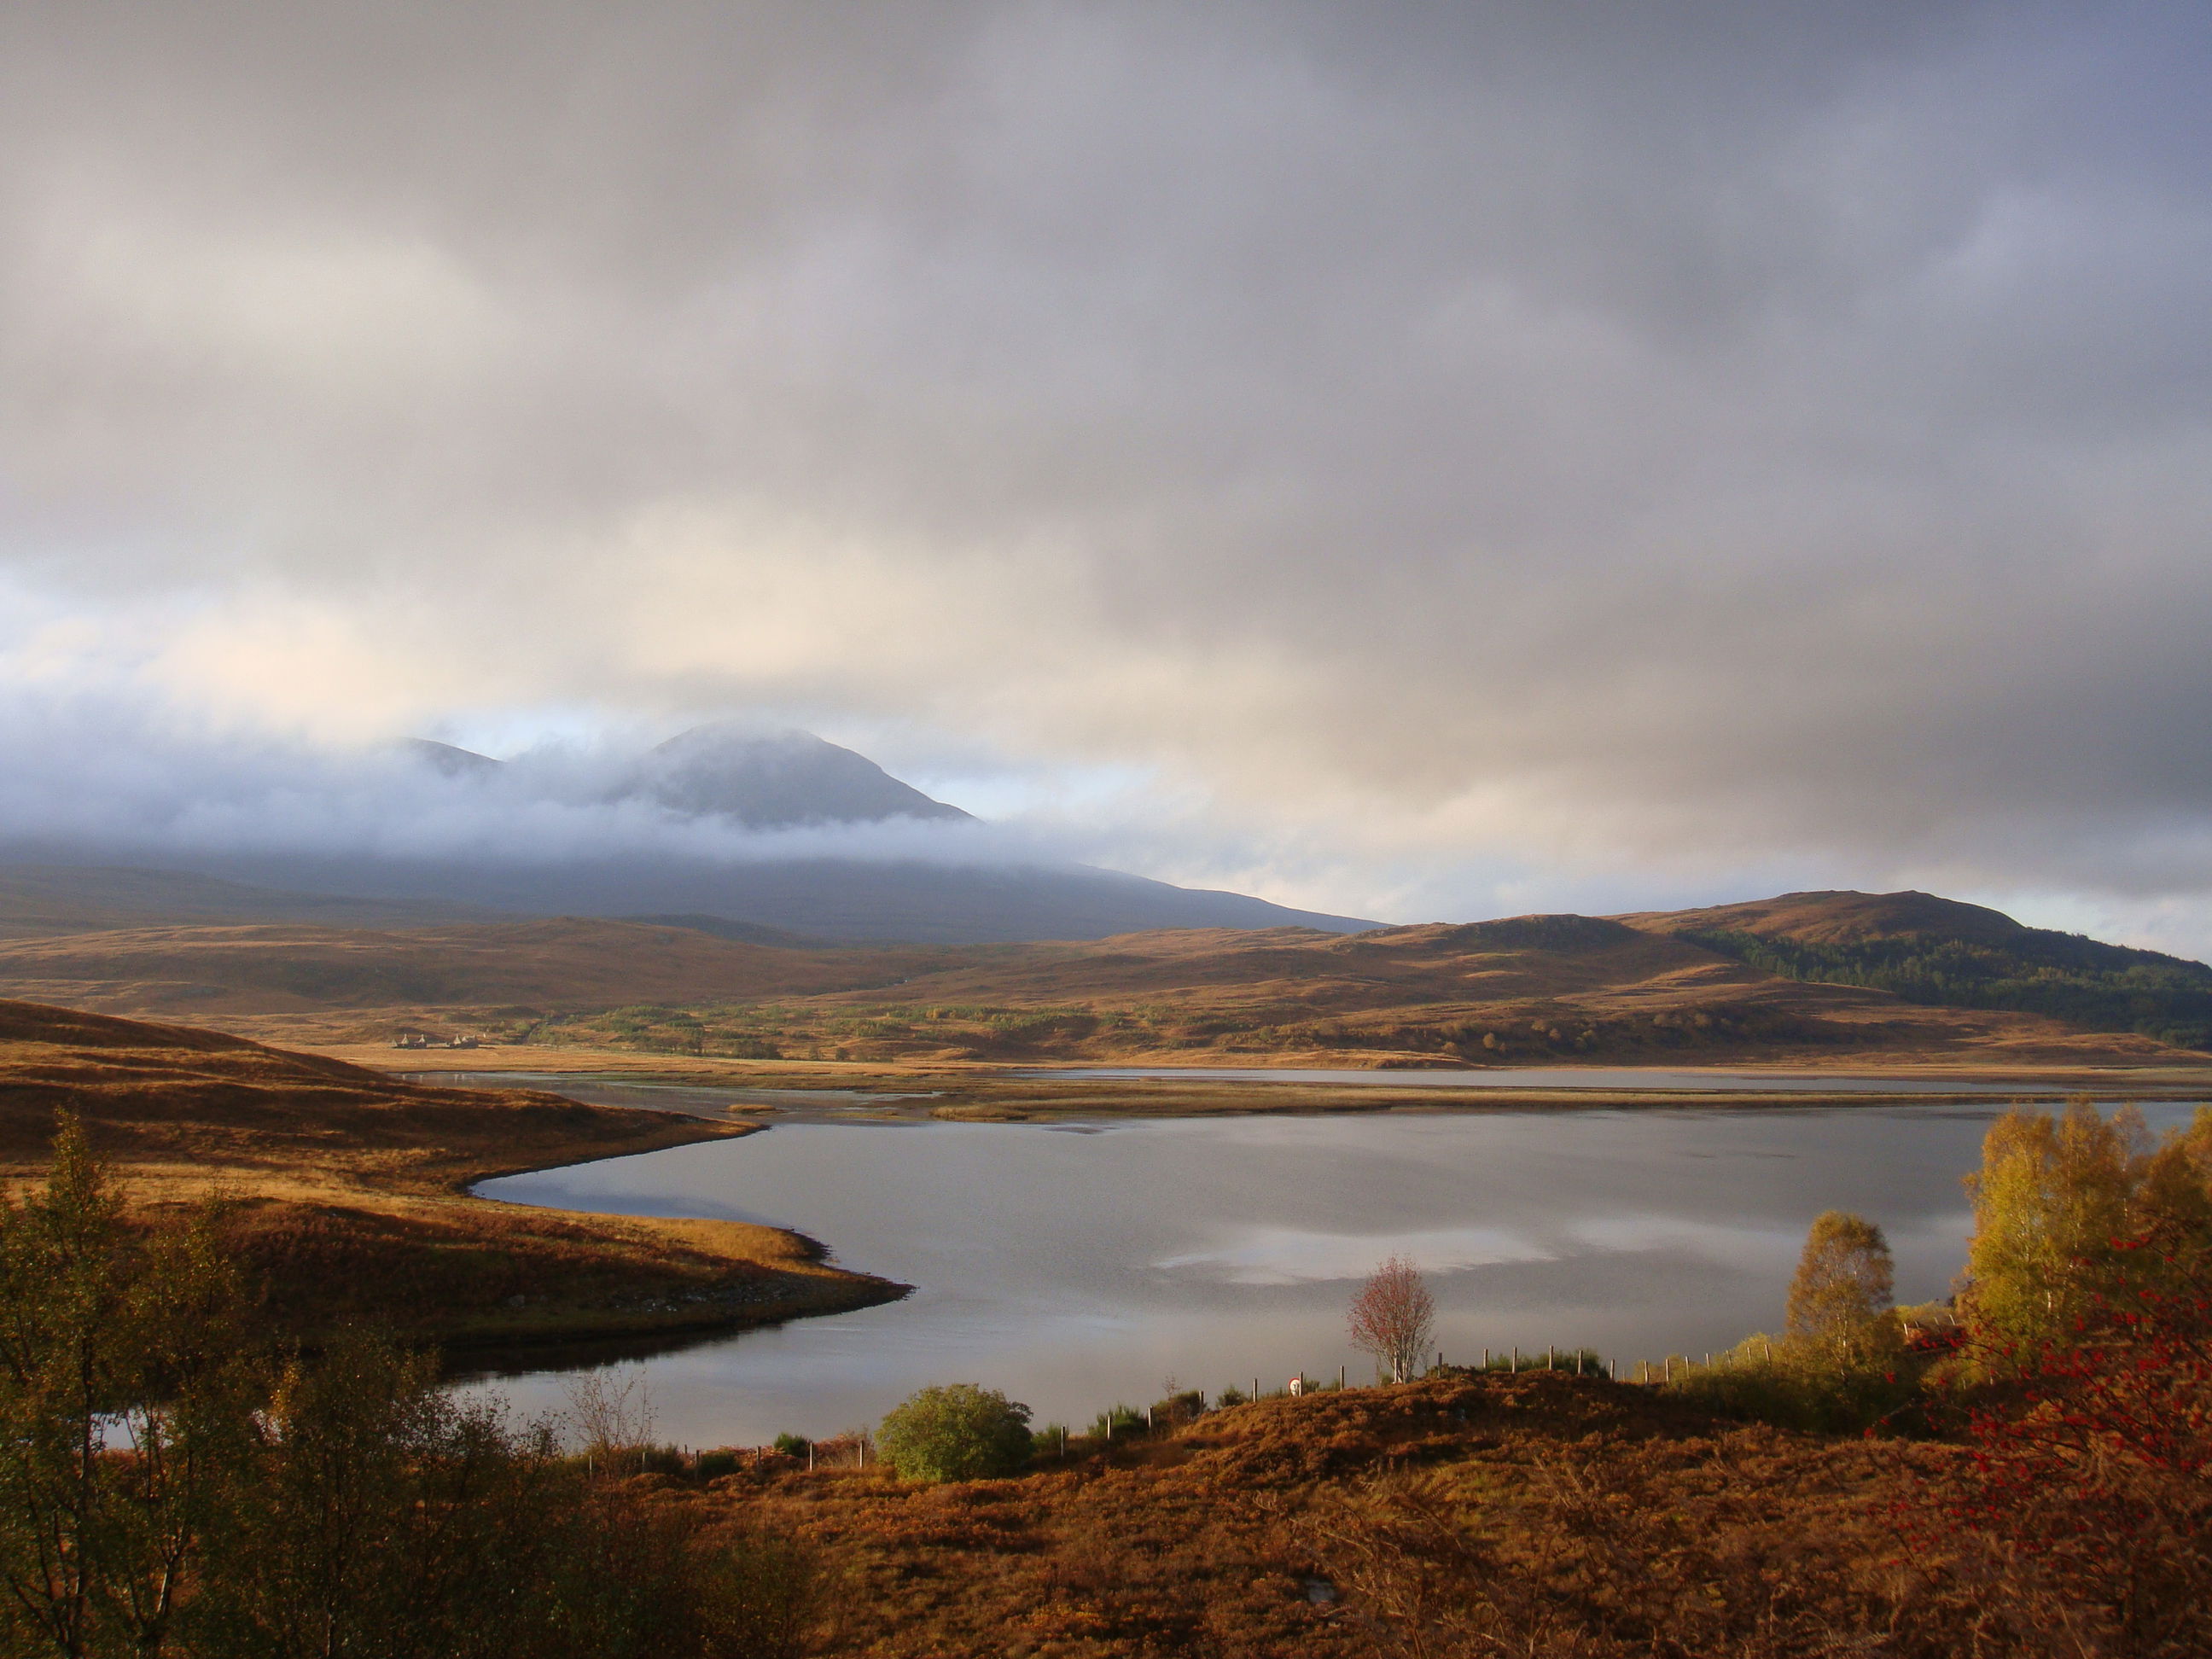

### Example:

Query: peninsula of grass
xmin=0 ymin=999 xmax=905 ymax=1350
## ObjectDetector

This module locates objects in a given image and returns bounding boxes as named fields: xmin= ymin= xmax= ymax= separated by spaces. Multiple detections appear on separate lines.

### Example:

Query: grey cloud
xmin=0 ymin=693 xmax=1011 ymax=867
xmin=2 ymin=3 xmax=2210 ymax=905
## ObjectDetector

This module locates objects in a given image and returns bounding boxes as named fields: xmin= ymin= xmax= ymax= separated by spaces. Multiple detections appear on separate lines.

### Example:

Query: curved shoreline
xmin=422 ymin=1107 xmax=911 ymax=1356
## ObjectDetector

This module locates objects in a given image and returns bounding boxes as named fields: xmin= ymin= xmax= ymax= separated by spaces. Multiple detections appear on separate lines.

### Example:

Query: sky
xmin=3 ymin=3 xmax=2210 ymax=949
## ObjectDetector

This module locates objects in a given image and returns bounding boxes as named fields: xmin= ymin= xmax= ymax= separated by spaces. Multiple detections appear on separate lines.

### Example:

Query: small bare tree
xmin=563 ymin=1367 xmax=655 ymax=1473
xmin=1348 ymin=1255 xmax=1437 ymax=1384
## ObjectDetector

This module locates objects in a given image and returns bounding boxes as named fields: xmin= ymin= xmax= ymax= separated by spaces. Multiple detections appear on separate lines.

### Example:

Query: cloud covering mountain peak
xmin=402 ymin=724 xmax=971 ymax=830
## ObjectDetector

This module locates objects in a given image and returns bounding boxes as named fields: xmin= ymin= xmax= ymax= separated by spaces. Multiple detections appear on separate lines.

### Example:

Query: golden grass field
xmin=0 ymin=999 xmax=903 ymax=1348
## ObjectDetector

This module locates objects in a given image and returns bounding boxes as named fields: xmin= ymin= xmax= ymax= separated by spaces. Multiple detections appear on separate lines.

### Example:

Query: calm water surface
xmin=465 ymin=1101 xmax=2198 ymax=1447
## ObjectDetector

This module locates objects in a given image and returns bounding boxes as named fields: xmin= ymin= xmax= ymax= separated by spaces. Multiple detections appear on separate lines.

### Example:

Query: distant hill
xmin=7 ymin=877 xmax=2203 ymax=1069
xmin=0 ymin=864 xmax=504 ymax=940
xmin=4 ymin=900 xmax=2194 ymax=1072
xmin=102 ymin=853 xmax=1377 ymax=946
xmin=664 ymin=912 xmax=2187 ymax=1067
xmin=0 ymin=917 xmax=954 ymax=1016
xmin=1617 ymin=889 xmax=2212 ymax=1049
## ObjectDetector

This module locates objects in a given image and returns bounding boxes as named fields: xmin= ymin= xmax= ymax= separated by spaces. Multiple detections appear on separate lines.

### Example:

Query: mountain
xmin=399 ymin=724 xmax=970 ymax=828
xmin=339 ymin=725 xmax=1374 ymax=941
xmin=631 ymin=725 xmax=970 ymax=827
xmin=0 ymin=728 xmax=1371 ymax=946
xmin=90 ymin=852 xmax=1374 ymax=946
xmin=1615 ymin=889 xmax=2212 ymax=1049
xmin=399 ymin=737 xmax=504 ymax=780
xmin=0 ymin=851 xmax=1375 ymax=949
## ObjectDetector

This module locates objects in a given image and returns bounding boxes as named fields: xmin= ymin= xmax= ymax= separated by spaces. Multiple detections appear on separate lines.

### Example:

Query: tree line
xmin=1681 ymin=925 xmax=2212 ymax=1048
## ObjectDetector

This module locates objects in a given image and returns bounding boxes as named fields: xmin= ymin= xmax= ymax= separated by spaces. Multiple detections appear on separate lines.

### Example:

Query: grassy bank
xmin=0 ymin=999 xmax=905 ymax=1348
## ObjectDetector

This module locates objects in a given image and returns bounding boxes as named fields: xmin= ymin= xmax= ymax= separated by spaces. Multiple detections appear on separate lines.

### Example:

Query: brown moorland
xmin=0 ymin=906 xmax=2201 ymax=1078
xmin=1615 ymin=887 xmax=2037 ymax=947
xmin=651 ymin=1372 xmax=2004 ymax=1658
xmin=723 ymin=912 xmax=2191 ymax=1068
xmin=0 ymin=888 xmax=2203 ymax=1084
xmin=0 ymin=998 xmax=901 ymax=1348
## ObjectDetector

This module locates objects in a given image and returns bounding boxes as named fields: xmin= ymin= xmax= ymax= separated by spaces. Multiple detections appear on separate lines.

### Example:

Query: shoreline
xmin=391 ymin=1051 xmax=2212 ymax=1126
xmin=0 ymin=1004 xmax=911 ymax=1357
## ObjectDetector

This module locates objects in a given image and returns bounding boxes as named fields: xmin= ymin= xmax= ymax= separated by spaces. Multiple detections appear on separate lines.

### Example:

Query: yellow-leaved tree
xmin=1963 ymin=1101 xmax=2155 ymax=1363
xmin=1784 ymin=1210 xmax=1899 ymax=1362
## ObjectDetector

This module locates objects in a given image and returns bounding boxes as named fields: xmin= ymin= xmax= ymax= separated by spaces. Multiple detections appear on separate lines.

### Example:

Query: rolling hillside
xmin=0 ymin=894 xmax=2196 ymax=1070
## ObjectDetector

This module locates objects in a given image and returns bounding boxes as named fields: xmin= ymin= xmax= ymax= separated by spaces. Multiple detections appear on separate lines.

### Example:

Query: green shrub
xmin=876 ymin=1384 xmax=1034 ymax=1482
xmin=1150 ymin=1388 xmax=1207 ymax=1424
xmin=1088 ymin=1403 xmax=1144 ymax=1440
xmin=1662 ymin=1334 xmax=1926 ymax=1434
xmin=1476 ymin=1347 xmax=1606 ymax=1374
xmin=771 ymin=1431 xmax=810 ymax=1459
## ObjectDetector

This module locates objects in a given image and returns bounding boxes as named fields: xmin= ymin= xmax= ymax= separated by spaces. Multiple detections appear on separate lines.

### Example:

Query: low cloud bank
xmin=0 ymin=695 xmax=1047 ymax=872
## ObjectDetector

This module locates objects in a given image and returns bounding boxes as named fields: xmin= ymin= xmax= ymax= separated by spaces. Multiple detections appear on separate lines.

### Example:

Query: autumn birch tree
xmin=1785 ymin=1211 xmax=1898 ymax=1360
xmin=1348 ymin=1255 xmax=1436 ymax=1384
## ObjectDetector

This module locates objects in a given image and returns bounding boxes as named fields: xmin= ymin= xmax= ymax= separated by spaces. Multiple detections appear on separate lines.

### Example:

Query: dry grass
xmin=0 ymin=998 xmax=903 ymax=1348
xmin=651 ymin=1373 xmax=1989 ymax=1658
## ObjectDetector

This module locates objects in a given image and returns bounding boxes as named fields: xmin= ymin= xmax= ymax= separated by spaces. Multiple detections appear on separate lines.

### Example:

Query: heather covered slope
xmin=690 ymin=1371 xmax=1983 ymax=1658
xmin=0 ymin=999 xmax=900 ymax=1344
xmin=695 ymin=913 xmax=2194 ymax=1067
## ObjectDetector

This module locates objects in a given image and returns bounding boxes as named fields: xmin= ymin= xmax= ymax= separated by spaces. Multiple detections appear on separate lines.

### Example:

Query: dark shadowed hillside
xmin=0 ymin=864 xmax=505 ymax=940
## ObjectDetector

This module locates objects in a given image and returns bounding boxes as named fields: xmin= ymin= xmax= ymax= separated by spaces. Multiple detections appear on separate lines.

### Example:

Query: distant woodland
xmin=1683 ymin=925 xmax=2212 ymax=1049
